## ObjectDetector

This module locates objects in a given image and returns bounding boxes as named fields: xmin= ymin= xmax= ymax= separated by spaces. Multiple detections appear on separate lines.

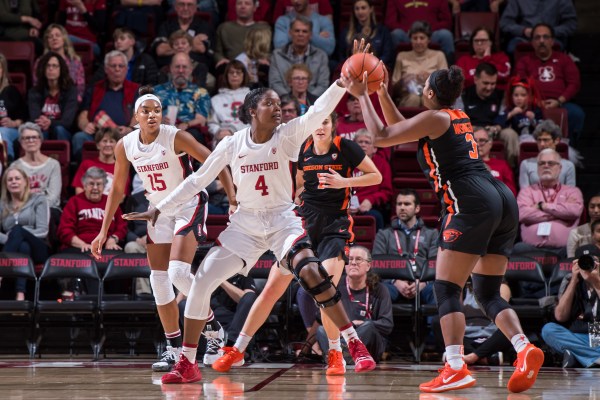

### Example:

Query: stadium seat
xmin=73 ymin=42 xmax=94 ymax=82
xmin=370 ymin=254 xmax=420 ymax=359
xmin=33 ymin=253 xmax=101 ymax=357
xmin=391 ymin=142 xmax=421 ymax=179
xmin=547 ymin=258 xmax=574 ymax=296
xmin=0 ymin=41 xmax=35 ymax=89
xmin=504 ymin=256 xmax=548 ymax=322
xmin=352 ymin=215 xmax=377 ymax=250
xmin=518 ymin=141 xmax=568 ymax=167
xmin=454 ymin=12 xmax=499 ymax=44
xmin=8 ymin=72 xmax=27 ymax=98
xmin=98 ymin=253 xmax=158 ymax=358
xmin=490 ymin=140 xmax=505 ymax=160
xmin=0 ymin=253 xmax=37 ymax=357
xmin=40 ymin=140 xmax=71 ymax=204
xmin=82 ymin=141 xmax=99 ymax=161
xmin=542 ymin=107 xmax=569 ymax=139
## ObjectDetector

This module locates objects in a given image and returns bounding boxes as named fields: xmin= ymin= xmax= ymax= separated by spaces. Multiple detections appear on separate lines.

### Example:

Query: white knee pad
xmin=149 ymin=270 xmax=175 ymax=306
xmin=185 ymin=246 xmax=244 ymax=320
xmin=168 ymin=260 xmax=193 ymax=296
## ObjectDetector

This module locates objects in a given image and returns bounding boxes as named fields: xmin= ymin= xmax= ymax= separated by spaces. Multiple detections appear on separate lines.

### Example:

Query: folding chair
xmin=504 ymin=256 xmax=548 ymax=324
xmin=0 ymin=253 xmax=37 ymax=357
xmin=33 ymin=253 xmax=101 ymax=357
xmin=98 ymin=253 xmax=159 ymax=358
xmin=370 ymin=254 xmax=420 ymax=360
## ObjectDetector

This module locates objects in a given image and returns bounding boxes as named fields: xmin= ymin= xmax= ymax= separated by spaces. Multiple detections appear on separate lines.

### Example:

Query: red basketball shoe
xmin=161 ymin=356 xmax=202 ymax=384
xmin=347 ymin=338 xmax=376 ymax=373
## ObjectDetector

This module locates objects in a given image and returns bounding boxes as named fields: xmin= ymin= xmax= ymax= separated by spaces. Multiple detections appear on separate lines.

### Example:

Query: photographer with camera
xmin=541 ymin=234 xmax=600 ymax=368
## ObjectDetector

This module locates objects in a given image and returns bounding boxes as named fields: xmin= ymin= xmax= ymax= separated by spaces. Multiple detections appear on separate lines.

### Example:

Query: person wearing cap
xmin=541 ymin=234 xmax=600 ymax=368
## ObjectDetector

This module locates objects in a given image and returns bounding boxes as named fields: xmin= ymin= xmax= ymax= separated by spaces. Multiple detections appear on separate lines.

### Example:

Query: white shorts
xmin=218 ymin=205 xmax=308 ymax=276
xmin=147 ymin=193 xmax=208 ymax=244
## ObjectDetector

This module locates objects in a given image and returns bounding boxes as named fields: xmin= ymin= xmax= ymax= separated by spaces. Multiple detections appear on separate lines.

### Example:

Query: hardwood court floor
xmin=0 ymin=359 xmax=598 ymax=399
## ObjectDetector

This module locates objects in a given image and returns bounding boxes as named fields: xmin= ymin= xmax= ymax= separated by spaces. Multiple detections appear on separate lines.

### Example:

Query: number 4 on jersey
xmin=255 ymin=175 xmax=269 ymax=196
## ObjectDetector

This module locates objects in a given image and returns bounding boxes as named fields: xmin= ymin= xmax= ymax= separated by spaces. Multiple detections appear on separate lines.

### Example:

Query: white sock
xmin=234 ymin=332 xmax=252 ymax=353
xmin=329 ymin=338 xmax=342 ymax=352
xmin=446 ymin=345 xmax=464 ymax=370
xmin=181 ymin=343 xmax=197 ymax=363
xmin=340 ymin=324 xmax=359 ymax=343
xmin=510 ymin=333 xmax=530 ymax=353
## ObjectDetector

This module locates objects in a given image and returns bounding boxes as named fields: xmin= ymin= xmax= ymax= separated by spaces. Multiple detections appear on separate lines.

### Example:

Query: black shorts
xmin=175 ymin=191 xmax=209 ymax=243
xmin=301 ymin=203 xmax=352 ymax=262
xmin=438 ymin=175 xmax=518 ymax=257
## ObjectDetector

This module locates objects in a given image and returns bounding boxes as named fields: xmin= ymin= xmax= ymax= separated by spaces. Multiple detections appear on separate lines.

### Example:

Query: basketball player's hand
xmin=318 ymin=168 xmax=347 ymax=189
xmin=123 ymin=208 xmax=160 ymax=227
xmin=376 ymin=65 xmax=389 ymax=97
xmin=340 ymin=70 xmax=369 ymax=98
xmin=352 ymin=38 xmax=371 ymax=55
xmin=228 ymin=203 xmax=238 ymax=215
xmin=91 ymin=234 xmax=106 ymax=259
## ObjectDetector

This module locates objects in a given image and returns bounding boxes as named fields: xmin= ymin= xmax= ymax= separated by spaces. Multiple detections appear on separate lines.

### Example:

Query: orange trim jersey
xmin=417 ymin=109 xmax=491 ymax=216
xmin=297 ymin=136 xmax=366 ymax=212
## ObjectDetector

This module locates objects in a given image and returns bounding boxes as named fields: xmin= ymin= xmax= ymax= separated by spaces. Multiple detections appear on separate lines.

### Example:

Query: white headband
xmin=135 ymin=94 xmax=162 ymax=113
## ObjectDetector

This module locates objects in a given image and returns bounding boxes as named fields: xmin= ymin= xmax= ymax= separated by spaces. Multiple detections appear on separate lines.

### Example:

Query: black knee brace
xmin=434 ymin=280 xmax=463 ymax=318
xmin=471 ymin=273 xmax=511 ymax=322
xmin=293 ymin=256 xmax=341 ymax=308
xmin=285 ymin=240 xmax=312 ymax=270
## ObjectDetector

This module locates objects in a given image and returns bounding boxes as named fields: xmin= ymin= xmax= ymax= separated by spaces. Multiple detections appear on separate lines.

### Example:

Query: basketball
xmin=342 ymin=53 xmax=385 ymax=94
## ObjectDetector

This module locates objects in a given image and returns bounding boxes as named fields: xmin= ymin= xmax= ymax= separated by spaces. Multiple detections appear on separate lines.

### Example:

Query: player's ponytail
xmin=138 ymin=85 xmax=155 ymax=96
xmin=430 ymin=66 xmax=464 ymax=107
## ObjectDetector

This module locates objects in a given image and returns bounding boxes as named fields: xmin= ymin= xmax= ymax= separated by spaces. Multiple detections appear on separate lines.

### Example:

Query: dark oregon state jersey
xmin=298 ymin=136 xmax=366 ymax=212
xmin=417 ymin=109 xmax=491 ymax=200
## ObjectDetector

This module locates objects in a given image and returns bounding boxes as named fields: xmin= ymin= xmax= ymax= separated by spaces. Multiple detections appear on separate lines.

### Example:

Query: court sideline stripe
xmin=245 ymin=366 xmax=293 ymax=392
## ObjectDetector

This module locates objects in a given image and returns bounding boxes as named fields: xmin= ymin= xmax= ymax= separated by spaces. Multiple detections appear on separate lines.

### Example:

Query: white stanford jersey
xmin=122 ymin=124 xmax=194 ymax=206
xmin=157 ymin=83 xmax=346 ymax=216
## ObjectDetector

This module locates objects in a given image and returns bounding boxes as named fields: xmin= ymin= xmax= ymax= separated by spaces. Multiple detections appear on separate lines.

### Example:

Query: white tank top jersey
xmin=122 ymin=124 xmax=193 ymax=206
xmin=156 ymin=83 xmax=346 ymax=216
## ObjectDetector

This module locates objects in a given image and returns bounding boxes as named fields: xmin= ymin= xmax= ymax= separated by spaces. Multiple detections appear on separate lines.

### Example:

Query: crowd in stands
xmin=1 ymin=0 xmax=599 ymax=367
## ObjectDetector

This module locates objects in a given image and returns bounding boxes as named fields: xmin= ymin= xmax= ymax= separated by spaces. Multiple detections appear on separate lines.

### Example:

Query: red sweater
xmin=57 ymin=193 xmax=127 ymax=248
xmin=515 ymin=51 xmax=580 ymax=102
xmin=385 ymin=0 xmax=452 ymax=32
xmin=484 ymin=158 xmax=517 ymax=196
xmin=354 ymin=151 xmax=393 ymax=207
xmin=456 ymin=52 xmax=511 ymax=90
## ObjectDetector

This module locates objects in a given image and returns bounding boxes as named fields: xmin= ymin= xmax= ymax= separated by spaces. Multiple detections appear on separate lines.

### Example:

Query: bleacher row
xmin=0 ymin=213 xmax=575 ymax=361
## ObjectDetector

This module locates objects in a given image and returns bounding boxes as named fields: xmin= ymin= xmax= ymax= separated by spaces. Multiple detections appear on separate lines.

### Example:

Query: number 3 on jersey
xmin=149 ymin=173 xmax=166 ymax=191
xmin=465 ymin=133 xmax=479 ymax=159
xmin=255 ymin=175 xmax=269 ymax=196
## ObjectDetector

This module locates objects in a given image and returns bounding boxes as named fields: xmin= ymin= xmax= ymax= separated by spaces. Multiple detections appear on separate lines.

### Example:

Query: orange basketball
xmin=342 ymin=53 xmax=385 ymax=94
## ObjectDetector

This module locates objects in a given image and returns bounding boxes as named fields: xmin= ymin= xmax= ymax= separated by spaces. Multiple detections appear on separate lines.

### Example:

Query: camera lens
xmin=578 ymin=254 xmax=596 ymax=271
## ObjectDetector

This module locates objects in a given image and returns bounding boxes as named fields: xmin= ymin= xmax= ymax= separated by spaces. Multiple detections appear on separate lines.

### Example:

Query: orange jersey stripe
xmin=422 ymin=142 xmax=441 ymax=193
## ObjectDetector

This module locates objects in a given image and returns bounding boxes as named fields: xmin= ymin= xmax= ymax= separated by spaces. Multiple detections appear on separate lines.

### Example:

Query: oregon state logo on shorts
xmin=442 ymin=229 xmax=463 ymax=243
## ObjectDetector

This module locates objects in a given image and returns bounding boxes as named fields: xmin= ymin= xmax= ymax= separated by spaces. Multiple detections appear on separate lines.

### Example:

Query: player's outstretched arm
xmin=156 ymin=138 xmax=231 ymax=216
xmin=175 ymin=129 xmax=238 ymax=211
xmin=91 ymin=140 xmax=130 ymax=259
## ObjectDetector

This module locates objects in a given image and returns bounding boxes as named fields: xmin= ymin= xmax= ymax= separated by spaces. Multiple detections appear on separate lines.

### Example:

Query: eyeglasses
xmin=281 ymin=108 xmax=297 ymax=114
xmin=473 ymin=38 xmax=490 ymax=44
xmin=348 ymin=257 xmax=370 ymax=264
xmin=537 ymin=161 xmax=560 ymax=167
xmin=21 ymin=136 xmax=40 ymax=141
xmin=228 ymin=69 xmax=243 ymax=75
xmin=292 ymin=76 xmax=309 ymax=82
xmin=355 ymin=139 xmax=373 ymax=145
xmin=533 ymin=34 xmax=552 ymax=41
xmin=46 ymin=63 xmax=60 ymax=69
xmin=476 ymin=139 xmax=491 ymax=145
xmin=107 ymin=63 xmax=127 ymax=69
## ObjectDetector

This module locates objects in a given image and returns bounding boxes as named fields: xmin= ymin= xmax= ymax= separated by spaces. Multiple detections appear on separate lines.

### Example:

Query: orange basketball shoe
xmin=419 ymin=363 xmax=476 ymax=393
xmin=211 ymin=346 xmax=245 ymax=372
xmin=347 ymin=338 xmax=376 ymax=373
xmin=161 ymin=356 xmax=202 ymax=384
xmin=326 ymin=349 xmax=346 ymax=375
xmin=507 ymin=344 xmax=544 ymax=393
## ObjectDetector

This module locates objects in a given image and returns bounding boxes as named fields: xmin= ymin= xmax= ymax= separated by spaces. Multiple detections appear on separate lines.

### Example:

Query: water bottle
xmin=0 ymin=100 xmax=7 ymax=119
